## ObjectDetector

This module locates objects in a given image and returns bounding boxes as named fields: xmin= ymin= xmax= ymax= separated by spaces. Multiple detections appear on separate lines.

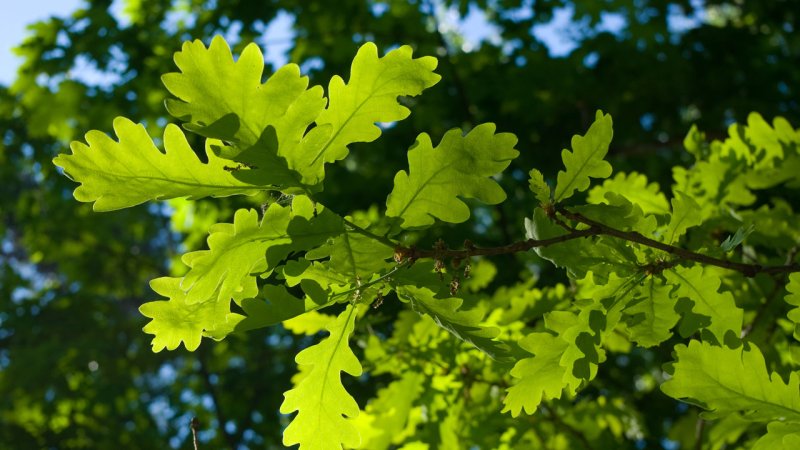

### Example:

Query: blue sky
xmin=1 ymin=1 xmax=642 ymax=87
xmin=0 ymin=0 xmax=84 ymax=84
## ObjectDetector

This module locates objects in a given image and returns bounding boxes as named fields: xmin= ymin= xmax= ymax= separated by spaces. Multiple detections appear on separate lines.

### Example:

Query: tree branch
xmin=555 ymin=205 xmax=800 ymax=277
xmin=394 ymin=228 xmax=596 ymax=262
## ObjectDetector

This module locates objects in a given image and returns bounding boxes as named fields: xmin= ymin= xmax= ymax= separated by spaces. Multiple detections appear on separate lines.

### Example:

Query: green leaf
xmin=720 ymin=224 xmax=755 ymax=252
xmin=625 ymin=277 xmax=680 ymax=347
xmin=386 ymin=123 xmax=518 ymax=229
xmin=553 ymin=110 xmax=614 ymax=202
xmin=296 ymin=42 xmax=440 ymax=185
xmin=528 ymin=168 xmax=551 ymax=204
xmin=753 ymin=422 xmax=800 ymax=450
xmin=587 ymin=171 xmax=670 ymax=216
xmin=305 ymin=219 xmax=395 ymax=279
xmin=283 ymin=310 xmax=336 ymax=336
xmin=53 ymin=118 xmax=266 ymax=211
xmin=665 ymin=266 xmax=743 ymax=344
xmin=280 ymin=304 xmax=363 ymax=450
xmin=661 ymin=340 xmax=800 ymax=422
xmin=163 ymin=38 xmax=438 ymax=188
xmin=664 ymin=191 xmax=703 ymax=244
xmin=139 ymin=277 xmax=244 ymax=352
xmin=786 ymin=273 xmax=800 ymax=341
xmin=502 ymin=332 xmax=571 ymax=416
xmin=357 ymin=372 xmax=425 ymax=450
xmin=181 ymin=197 xmax=343 ymax=305
xmin=396 ymin=285 xmax=511 ymax=360
xmin=163 ymin=36 xmax=324 ymax=146
xmin=235 ymin=284 xmax=325 ymax=333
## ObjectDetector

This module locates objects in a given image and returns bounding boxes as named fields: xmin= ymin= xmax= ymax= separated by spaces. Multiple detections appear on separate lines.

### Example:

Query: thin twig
xmin=555 ymin=205 xmax=800 ymax=277
xmin=394 ymin=228 xmax=597 ymax=261
xmin=191 ymin=417 xmax=200 ymax=450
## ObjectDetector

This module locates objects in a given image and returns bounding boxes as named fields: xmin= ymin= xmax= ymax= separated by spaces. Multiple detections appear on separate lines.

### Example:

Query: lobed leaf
xmin=139 ymin=277 xmax=245 ymax=352
xmin=587 ymin=171 xmax=669 ymax=216
xmin=163 ymin=36 xmax=324 ymax=147
xmin=280 ymin=304 xmax=363 ymax=450
xmin=665 ymin=266 xmax=743 ymax=344
xmin=386 ymin=123 xmax=519 ymax=229
xmin=502 ymin=332 xmax=571 ymax=416
xmin=752 ymin=422 xmax=800 ymax=450
xmin=625 ymin=277 xmax=680 ymax=347
xmin=786 ymin=273 xmax=800 ymax=341
xmin=528 ymin=168 xmax=551 ymax=205
xmin=180 ymin=196 xmax=343 ymax=305
xmin=661 ymin=340 xmax=800 ymax=422
xmin=53 ymin=118 xmax=266 ymax=211
xmin=664 ymin=191 xmax=703 ymax=244
xmin=553 ymin=110 xmax=614 ymax=202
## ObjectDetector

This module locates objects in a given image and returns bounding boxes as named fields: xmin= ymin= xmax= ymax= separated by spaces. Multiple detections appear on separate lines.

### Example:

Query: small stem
xmin=342 ymin=218 xmax=396 ymax=248
xmin=555 ymin=205 xmax=800 ymax=277
xmin=395 ymin=228 xmax=596 ymax=261
xmin=191 ymin=417 xmax=200 ymax=450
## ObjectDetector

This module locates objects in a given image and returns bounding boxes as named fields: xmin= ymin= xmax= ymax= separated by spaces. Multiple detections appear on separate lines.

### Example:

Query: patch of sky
xmin=370 ymin=1 xmax=389 ymax=17
xmin=532 ymin=6 xmax=580 ymax=57
xmin=256 ymin=10 xmax=296 ymax=69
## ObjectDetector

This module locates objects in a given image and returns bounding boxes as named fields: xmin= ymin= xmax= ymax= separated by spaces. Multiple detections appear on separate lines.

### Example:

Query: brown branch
xmin=394 ymin=228 xmax=596 ymax=262
xmin=191 ymin=417 xmax=200 ymax=450
xmin=555 ymin=205 xmax=800 ymax=277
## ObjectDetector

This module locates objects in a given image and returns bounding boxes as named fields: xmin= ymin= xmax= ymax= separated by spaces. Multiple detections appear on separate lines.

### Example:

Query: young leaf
xmin=553 ymin=110 xmax=614 ymax=202
xmin=139 ymin=277 xmax=245 ymax=352
xmin=295 ymin=42 xmax=441 ymax=185
xmin=665 ymin=191 xmax=703 ymax=244
xmin=280 ymin=304 xmax=363 ymax=450
xmin=53 ymin=118 xmax=266 ymax=211
xmin=665 ymin=265 xmax=743 ymax=344
xmin=720 ymin=224 xmax=755 ymax=252
xmin=786 ymin=273 xmax=800 ymax=341
xmin=386 ymin=123 xmax=519 ymax=229
xmin=396 ymin=285 xmax=511 ymax=361
xmin=528 ymin=168 xmax=551 ymax=204
xmin=502 ymin=332 xmax=571 ymax=416
xmin=181 ymin=197 xmax=344 ymax=304
xmin=661 ymin=340 xmax=800 ymax=422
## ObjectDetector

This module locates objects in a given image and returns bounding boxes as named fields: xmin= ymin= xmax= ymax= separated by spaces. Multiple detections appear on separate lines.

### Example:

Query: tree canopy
xmin=2 ymin=0 xmax=799 ymax=448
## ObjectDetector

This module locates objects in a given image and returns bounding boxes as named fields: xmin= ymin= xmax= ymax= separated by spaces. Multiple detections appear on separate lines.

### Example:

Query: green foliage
xmin=53 ymin=118 xmax=265 ymax=211
xmin=553 ymin=110 xmax=613 ymax=202
xmin=279 ymin=304 xmax=363 ymax=449
xmin=46 ymin=35 xmax=800 ymax=448
xmin=662 ymin=340 xmax=800 ymax=422
xmin=386 ymin=124 xmax=518 ymax=228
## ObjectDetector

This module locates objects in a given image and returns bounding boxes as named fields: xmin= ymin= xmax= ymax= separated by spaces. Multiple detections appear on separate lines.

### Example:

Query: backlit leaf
xmin=661 ymin=340 xmax=800 ymax=422
xmin=280 ymin=304 xmax=363 ymax=449
xmin=53 ymin=118 xmax=266 ymax=211
xmin=553 ymin=110 xmax=614 ymax=202
xmin=386 ymin=123 xmax=518 ymax=229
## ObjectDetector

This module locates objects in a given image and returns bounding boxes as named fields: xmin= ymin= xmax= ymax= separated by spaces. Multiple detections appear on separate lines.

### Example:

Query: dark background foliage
xmin=1 ymin=0 xmax=798 ymax=447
